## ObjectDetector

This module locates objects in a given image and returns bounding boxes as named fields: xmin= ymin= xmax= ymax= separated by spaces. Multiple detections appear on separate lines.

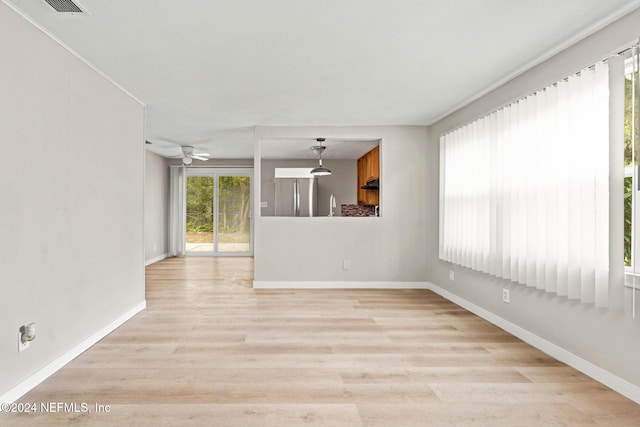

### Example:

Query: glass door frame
xmin=184 ymin=167 xmax=254 ymax=257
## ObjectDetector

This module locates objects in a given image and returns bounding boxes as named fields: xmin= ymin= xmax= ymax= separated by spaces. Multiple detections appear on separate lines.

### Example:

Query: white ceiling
xmin=5 ymin=0 xmax=640 ymax=159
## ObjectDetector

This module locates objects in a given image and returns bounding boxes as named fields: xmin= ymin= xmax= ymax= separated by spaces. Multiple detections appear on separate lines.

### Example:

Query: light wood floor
xmin=2 ymin=257 xmax=639 ymax=426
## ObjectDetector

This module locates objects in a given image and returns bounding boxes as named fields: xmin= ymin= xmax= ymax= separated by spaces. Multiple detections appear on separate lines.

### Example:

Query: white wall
xmin=145 ymin=150 xmax=169 ymax=263
xmin=428 ymin=8 xmax=640 ymax=388
xmin=261 ymin=159 xmax=357 ymax=217
xmin=254 ymin=126 xmax=428 ymax=284
xmin=0 ymin=3 xmax=145 ymax=397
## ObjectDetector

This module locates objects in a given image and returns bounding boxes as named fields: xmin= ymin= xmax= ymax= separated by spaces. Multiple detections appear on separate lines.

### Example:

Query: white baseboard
xmin=0 ymin=300 xmax=146 ymax=404
xmin=145 ymin=253 xmax=168 ymax=266
xmin=253 ymin=281 xmax=429 ymax=289
xmin=425 ymin=282 xmax=640 ymax=405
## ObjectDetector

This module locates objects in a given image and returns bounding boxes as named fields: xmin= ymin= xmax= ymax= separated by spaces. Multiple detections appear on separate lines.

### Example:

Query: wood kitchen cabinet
xmin=366 ymin=146 xmax=379 ymax=181
xmin=357 ymin=146 xmax=379 ymax=205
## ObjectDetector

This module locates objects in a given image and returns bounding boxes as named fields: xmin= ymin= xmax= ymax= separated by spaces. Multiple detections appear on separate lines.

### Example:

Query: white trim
xmin=425 ymin=282 xmax=640 ymax=405
xmin=253 ymin=281 xmax=429 ymax=289
xmin=623 ymin=270 xmax=640 ymax=289
xmin=1 ymin=0 xmax=145 ymax=107
xmin=145 ymin=253 xmax=169 ymax=266
xmin=0 ymin=301 xmax=146 ymax=404
xmin=187 ymin=253 xmax=253 ymax=258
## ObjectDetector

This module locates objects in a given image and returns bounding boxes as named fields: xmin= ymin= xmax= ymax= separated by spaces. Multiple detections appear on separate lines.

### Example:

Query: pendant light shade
xmin=310 ymin=165 xmax=331 ymax=175
xmin=310 ymin=138 xmax=331 ymax=176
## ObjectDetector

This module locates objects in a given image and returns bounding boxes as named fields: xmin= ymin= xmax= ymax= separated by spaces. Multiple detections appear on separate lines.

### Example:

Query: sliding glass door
xmin=185 ymin=168 xmax=253 ymax=256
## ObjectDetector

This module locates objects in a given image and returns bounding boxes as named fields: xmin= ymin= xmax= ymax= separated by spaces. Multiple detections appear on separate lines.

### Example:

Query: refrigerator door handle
xmin=292 ymin=179 xmax=296 ymax=216
xmin=293 ymin=179 xmax=300 ymax=216
xmin=297 ymin=179 xmax=301 ymax=216
xmin=308 ymin=179 xmax=315 ymax=217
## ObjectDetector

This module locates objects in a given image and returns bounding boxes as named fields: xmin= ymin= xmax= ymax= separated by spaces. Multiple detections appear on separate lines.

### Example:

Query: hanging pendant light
xmin=310 ymin=138 xmax=332 ymax=176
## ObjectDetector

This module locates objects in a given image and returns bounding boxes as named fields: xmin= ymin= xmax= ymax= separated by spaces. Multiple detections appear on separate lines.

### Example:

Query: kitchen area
xmin=259 ymin=138 xmax=381 ymax=217
xmin=253 ymin=125 xmax=427 ymax=288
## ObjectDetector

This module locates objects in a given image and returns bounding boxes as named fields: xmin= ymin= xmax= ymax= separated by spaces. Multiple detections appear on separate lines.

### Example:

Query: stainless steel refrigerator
xmin=274 ymin=168 xmax=318 ymax=217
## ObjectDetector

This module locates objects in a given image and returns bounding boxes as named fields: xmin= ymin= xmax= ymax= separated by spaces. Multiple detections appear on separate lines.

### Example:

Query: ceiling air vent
xmin=43 ymin=0 xmax=85 ymax=13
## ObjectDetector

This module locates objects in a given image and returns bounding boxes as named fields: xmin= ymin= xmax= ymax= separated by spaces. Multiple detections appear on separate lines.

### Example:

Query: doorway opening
xmin=185 ymin=168 xmax=253 ymax=256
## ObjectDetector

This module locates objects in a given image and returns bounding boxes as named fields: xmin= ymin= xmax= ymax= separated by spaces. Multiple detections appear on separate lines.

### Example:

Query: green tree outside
xmin=624 ymin=72 xmax=637 ymax=266
xmin=186 ymin=175 xmax=251 ymax=244
xmin=186 ymin=176 xmax=214 ymax=232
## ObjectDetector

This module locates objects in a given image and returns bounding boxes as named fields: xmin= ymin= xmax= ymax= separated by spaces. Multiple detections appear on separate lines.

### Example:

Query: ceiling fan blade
xmin=192 ymin=155 xmax=210 ymax=161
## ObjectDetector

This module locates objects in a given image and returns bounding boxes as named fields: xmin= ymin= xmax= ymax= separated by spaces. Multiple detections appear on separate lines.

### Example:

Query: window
xmin=624 ymin=174 xmax=633 ymax=267
xmin=439 ymin=62 xmax=610 ymax=306
xmin=625 ymin=58 xmax=638 ymax=270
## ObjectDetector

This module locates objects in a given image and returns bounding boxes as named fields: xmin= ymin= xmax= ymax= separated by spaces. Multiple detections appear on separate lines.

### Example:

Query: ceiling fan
xmin=170 ymin=145 xmax=211 ymax=165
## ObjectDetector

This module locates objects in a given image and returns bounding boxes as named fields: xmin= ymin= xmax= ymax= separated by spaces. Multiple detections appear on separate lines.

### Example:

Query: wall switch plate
xmin=502 ymin=288 xmax=510 ymax=303
xmin=449 ymin=270 xmax=454 ymax=281
xmin=18 ymin=332 xmax=29 ymax=352
xmin=343 ymin=260 xmax=351 ymax=270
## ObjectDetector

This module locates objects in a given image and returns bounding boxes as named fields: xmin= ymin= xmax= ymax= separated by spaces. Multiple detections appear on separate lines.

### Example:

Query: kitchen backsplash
xmin=341 ymin=204 xmax=377 ymax=217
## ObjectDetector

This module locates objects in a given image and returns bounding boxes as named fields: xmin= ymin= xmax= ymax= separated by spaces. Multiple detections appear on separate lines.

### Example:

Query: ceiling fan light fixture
xmin=183 ymin=157 xmax=193 ymax=165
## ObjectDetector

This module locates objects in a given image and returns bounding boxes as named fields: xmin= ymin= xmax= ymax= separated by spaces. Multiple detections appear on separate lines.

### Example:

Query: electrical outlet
xmin=261 ymin=201 xmax=268 ymax=208
xmin=343 ymin=260 xmax=351 ymax=270
xmin=502 ymin=288 xmax=510 ymax=303
xmin=449 ymin=270 xmax=455 ymax=281
xmin=18 ymin=332 xmax=29 ymax=352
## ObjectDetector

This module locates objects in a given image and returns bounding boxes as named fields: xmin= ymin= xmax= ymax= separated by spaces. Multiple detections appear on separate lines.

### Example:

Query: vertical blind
xmin=439 ymin=62 xmax=610 ymax=307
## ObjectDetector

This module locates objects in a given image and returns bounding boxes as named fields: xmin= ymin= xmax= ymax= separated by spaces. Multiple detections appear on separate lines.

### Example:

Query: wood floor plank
xmin=1 ymin=256 xmax=637 ymax=426
xmin=429 ymin=382 xmax=629 ymax=404
xmin=357 ymin=403 xmax=597 ymax=427
xmin=340 ymin=367 xmax=531 ymax=384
